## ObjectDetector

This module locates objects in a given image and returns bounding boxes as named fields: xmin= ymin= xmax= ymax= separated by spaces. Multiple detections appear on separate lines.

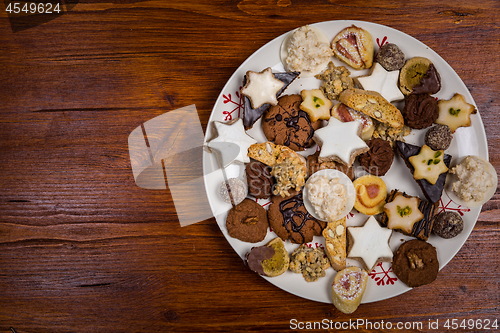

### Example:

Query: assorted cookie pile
xmin=207 ymin=23 xmax=497 ymax=313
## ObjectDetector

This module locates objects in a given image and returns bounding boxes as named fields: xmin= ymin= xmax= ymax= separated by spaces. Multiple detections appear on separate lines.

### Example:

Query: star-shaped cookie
xmin=355 ymin=63 xmax=404 ymax=102
xmin=240 ymin=67 xmax=285 ymax=109
xmin=208 ymin=119 xmax=257 ymax=164
xmin=347 ymin=216 xmax=393 ymax=271
xmin=313 ymin=118 xmax=368 ymax=166
xmin=408 ymin=145 xmax=449 ymax=185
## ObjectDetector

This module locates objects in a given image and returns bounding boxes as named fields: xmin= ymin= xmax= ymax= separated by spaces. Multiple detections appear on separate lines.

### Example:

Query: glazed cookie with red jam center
xmin=262 ymin=94 xmax=321 ymax=151
xmin=352 ymin=175 xmax=387 ymax=215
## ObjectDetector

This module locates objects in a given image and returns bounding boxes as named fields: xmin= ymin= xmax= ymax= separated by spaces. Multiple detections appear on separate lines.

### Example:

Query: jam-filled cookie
xmin=332 ymin=266 xmax=368 ymax=314
xmin=352 ymin=175 xmax=387 ymax=215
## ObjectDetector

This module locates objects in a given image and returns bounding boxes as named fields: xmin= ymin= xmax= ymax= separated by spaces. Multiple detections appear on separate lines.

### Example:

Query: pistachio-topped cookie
xmin=408 ymin=145 xmax=448 ymax=185
xmin=300 ymin=89 xmax=332 ymax=122
xmin=435 ymin=93 xmax=477 ymax=132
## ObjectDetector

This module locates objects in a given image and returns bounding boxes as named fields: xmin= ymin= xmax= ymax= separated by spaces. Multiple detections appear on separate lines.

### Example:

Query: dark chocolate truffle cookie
xmin=246 ymin=160 xmax=274 ymax=199
xmin=403 ymin=93 xmax=439 ymax=129
xmin=267 ymin=191 xmax=326 ymax=244
xmin=432 ymin=211 xmax=464 ymax=239
xmin=358 ymin=138 xmax=394 ymax=176
xmin=226 ymin=199 xmax=268 ymax=243
xmin=392 ymin=239 xmax=439 ymax=288
xmin=425 ymin=124 xmax=453 ymax=151
xmin=375 ymin=43 xmax=405 ymax=71
xmin=262 ymin=94 xmax=321 ymax=151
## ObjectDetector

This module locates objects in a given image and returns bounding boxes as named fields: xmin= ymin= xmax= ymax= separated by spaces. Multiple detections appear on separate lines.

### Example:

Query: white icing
xmin=208 ymin=119 xmax=257 ymax=164
xmin=347 ymin=216 xmax=393 ymax=271
xmin=383 ymin=195 xmax=423 ymax=234
xmin=240 ymin=68 xmax=284 ymax=109
xmin=356 ymin=63 xmax=404 ymax=102
xmin=313 ymin=118 xmax=368 ymax=166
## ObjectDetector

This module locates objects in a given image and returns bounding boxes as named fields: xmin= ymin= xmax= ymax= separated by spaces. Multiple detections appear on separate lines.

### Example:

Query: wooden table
xmin=1 ymin=1 xmax=499 ymax=332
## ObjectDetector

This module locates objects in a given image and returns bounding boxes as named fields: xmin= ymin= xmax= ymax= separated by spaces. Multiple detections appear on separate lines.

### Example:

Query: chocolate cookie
xmin=425 ymin=124 xmax=453 ymax=151
xmin=392 ymin=239 xmax=439 ymax=288
xmin=432 ymin=211 xmax=464 ymax=239
xmin=226 ymin=199 xmax=269 ymax=243
xmin=403 ymin=93 xmax=439 ymax=129
xmin=262 ymin=94 xmax=321 ymax=151
xmin=245 ymin=160 xmax=274 ymax=199
xmin=358 ymin=138 xmax=394 ymax=176
xmin=268 ymin=191 xmax=326 ymax=244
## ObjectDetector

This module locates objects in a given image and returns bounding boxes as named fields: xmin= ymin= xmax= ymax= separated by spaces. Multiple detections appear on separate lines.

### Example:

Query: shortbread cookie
xmin=313 ymin=118 xmax=369 ymax=167
xmin=435 ymin=93 xmax=477 ymax=132
xmin=347 ymin=216 xmax=393 ymax=271
xmin=330 ymin=103 xmax=375 ymax=141
xmin=247 ymin=142 xmax=307 ymax=197
xmin=332 ymin=266 xmax=368 ymax=314
xmin=226 ymin=199 xmax=269 ymax=243
xmin=262 ymin=94 xmax=321 ymax=151
xmin=300 ymin=89 xmax=332 ymax=122
xmin=322 ymin=218 xmax=347 ymax=271
xmin=392 ymin=239 xmax=439 ymax=288
xmin=353 ymin=175 xmax=387 ymax=215
xmin=380 ymin=189 xmax=439 ymax=241
xmin=332 ymin=25 xmax=374 ymax=69
xmin=315 ymin=61 xmax=354 ymax=100
xmin=339 ymin=88 xmax=404 ymax=129
xmin=399 ymin=57 xmax=441 ymax=95
xmin=289 ymin=244 xmax=330 ymax=282
xmin=268 ymin=191 xmax=326 ymax=244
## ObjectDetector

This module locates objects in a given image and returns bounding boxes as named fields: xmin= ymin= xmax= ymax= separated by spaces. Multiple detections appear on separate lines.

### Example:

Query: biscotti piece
xmin=322 ymin=218 xmax=347 ymax=271
xmin=247 ymin=142 xmax=307 ymax=197
xmin=339 ymin=88 xmax=404 ymax=129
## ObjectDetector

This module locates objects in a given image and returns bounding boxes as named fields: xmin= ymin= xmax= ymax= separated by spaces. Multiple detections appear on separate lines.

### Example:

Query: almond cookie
xmin=289 ymin=244 xmax=330 ymax=282
xmin=268 ymin=191 xmax=326 ymax=244
xmin=392 ymin=239 xmax=439 ymax=288
xmin=262 ymin=94 xmax=321 ymax=151
xmin=339 ymin=88 xmax=404 ymax=129
xmin=315 ymin=61 xmax=354 ymax=100
xmin=226 ymin=199 xmax=269 ymax=243
xmin=322 ymin=218 xmax=347 ymax=271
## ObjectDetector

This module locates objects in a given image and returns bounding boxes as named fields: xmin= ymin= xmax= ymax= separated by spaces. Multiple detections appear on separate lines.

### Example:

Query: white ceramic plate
xmin=203 ymin=20 xmax=488 ymax=304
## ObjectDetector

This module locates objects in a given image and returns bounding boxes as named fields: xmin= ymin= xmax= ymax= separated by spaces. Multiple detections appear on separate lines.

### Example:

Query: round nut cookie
xmin=392 ymin=239 xmax=439 ymax=288
xmin=262 ymin=94 xmax=321 ymax=151
xmin=267 ymin=191 xmax=326 ymax=244
xmin=226 ymin=199 xmax=269 ymax=243
xmin=432 ymin=211 xmax=464 ymax=239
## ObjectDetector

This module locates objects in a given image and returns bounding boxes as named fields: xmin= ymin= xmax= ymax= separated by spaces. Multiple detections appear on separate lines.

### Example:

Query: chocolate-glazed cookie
xmin=392 ymin=239 xmax=439 ymax=288
xmin=246 ymin=160 xmax=274 ymax=199
xmin=268 ymin=191 xmax=326 ymax=244
xmin=262 ymin=94 xmax=321 ymax=151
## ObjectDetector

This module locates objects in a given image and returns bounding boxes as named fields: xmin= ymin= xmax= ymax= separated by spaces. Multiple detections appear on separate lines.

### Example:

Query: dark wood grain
xmin=1 ymin=1 xmax=499 ymax=332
